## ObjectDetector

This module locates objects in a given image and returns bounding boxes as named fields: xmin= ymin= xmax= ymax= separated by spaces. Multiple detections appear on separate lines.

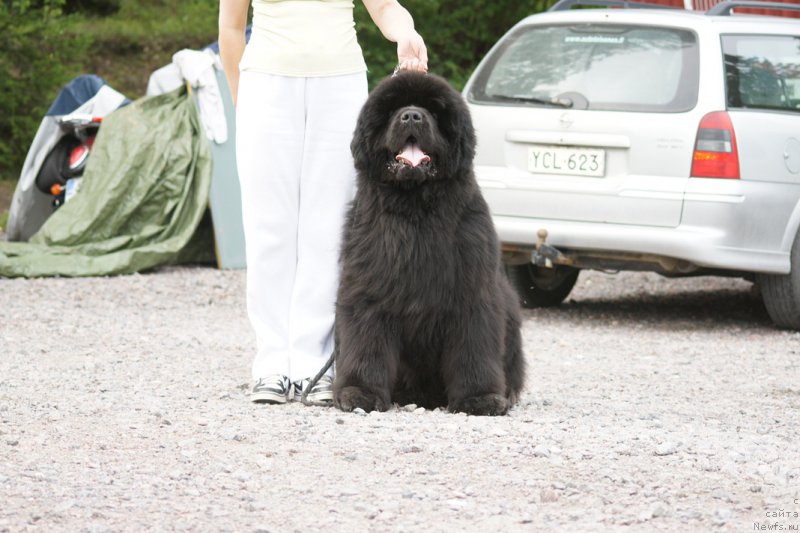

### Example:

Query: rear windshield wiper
xmin=489 ymin=94 xmax=574 ymax=108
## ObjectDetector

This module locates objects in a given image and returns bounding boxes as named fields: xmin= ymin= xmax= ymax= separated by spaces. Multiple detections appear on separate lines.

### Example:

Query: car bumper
xmin=493 ymin=215 xmax=789 ymax=275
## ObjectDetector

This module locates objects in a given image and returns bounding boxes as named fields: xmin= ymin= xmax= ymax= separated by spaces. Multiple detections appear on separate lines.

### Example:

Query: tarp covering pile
xmin=0 ymin=87 xmax=214 ymax=277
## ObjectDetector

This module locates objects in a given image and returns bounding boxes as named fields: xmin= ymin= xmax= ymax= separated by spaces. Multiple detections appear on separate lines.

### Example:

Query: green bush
xmin=63 ymin=0 xmax=120 ymax=16
xmin=0 ymin=0 xmax=90 ymax=181
xmin=356 ymin=0 xmax=558 ymax=89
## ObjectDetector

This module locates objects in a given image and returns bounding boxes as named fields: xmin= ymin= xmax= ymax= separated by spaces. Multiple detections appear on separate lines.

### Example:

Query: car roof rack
xmin=549 ymin=0 xmax=681 ymax=11
xmin=705 ymin=1 xmax=800 ymax=16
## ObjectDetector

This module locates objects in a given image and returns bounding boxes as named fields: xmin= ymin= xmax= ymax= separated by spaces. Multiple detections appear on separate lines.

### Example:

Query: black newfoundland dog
xmin=333 ymin=72 xmax=525 ymax=416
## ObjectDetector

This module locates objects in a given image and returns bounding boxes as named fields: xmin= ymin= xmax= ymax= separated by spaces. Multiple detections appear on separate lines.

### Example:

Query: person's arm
xmin=363 ymin=0 xmax=428 ymax=72
xmin=218 ymin=0 xmax=250 ymax=106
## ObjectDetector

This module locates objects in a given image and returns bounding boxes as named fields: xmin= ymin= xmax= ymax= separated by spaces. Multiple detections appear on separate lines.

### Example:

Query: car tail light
xmin=691 ymin=111 xmax=740 ymax=179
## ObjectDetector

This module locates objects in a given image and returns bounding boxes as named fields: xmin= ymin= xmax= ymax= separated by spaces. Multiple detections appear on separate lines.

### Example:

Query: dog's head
xmin=351 ymin=72 xmax=476 ymax=185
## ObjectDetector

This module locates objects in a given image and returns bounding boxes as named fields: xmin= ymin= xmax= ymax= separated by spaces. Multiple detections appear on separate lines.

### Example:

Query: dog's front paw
xmin=334 ymin=386 xmax=390 ymax=413
xmin=449 ymin=393 xmax=510 ymax=416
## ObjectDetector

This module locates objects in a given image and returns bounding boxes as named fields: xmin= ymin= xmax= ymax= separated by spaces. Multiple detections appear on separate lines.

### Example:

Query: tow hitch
xmin=531 ymin=229 xmax=568 ymax=268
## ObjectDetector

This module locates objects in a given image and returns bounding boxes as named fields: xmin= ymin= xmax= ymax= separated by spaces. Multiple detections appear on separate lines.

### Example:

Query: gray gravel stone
xmin=655 ymin=442 xmax=678 ymax=456
xmin=1 ymin=267 xmax=798 ymax=531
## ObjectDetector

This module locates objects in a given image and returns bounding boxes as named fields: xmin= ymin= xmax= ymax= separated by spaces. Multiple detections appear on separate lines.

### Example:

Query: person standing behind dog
xmin=218 ymin=0 xmax=428 ymax=405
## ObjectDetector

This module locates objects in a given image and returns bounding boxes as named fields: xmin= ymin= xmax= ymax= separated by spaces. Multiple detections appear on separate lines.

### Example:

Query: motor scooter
xmin=34 ymin=114 xmax=103 ymax=208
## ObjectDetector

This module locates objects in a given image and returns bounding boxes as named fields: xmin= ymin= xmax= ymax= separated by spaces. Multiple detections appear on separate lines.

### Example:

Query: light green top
xmin=240 ymin=0 xmax=367 ymax=77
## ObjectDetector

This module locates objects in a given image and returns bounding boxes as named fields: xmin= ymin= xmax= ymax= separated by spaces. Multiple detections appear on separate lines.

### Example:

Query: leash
xmin=300 ymin=344 xmax=338 ymax=406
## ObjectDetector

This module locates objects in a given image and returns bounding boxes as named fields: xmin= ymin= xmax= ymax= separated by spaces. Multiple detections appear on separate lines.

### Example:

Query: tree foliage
xmin=0 ymin=0 xmax=89 ymax=180
xmin=62 ymin=0 xmax=120 ymax=16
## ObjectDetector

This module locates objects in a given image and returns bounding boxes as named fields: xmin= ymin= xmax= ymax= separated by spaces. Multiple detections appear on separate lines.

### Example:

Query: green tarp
xmin=0 ymin=87 xmax=215 ymax=278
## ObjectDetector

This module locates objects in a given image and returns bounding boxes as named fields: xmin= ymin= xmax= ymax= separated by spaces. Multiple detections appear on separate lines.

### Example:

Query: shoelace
xmin=256 ymin=376 xmax=289 ymax=392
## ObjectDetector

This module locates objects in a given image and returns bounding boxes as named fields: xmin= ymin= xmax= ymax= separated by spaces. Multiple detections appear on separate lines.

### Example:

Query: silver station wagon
xmin=463 ymin=0 xmax=800 ymax=329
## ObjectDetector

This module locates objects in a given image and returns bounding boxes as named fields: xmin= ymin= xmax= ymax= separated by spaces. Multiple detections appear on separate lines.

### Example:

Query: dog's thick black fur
xmin=333 ymin=72 xmax=525 ymax=416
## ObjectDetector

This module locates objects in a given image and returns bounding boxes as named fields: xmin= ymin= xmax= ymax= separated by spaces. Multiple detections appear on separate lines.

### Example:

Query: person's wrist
xmin=396 ymin=29 xmax=421 ymax=45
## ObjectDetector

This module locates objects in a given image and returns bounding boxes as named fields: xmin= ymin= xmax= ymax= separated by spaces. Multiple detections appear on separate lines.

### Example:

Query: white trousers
xmin=235 ymin=70 xmax=367 ymax=381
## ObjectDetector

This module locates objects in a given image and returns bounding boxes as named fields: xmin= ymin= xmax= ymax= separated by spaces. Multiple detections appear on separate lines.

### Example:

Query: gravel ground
xmin=1 ymin=266 xmax=799 ymax=532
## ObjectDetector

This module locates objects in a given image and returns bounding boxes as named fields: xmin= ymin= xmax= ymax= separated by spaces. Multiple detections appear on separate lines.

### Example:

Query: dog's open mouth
xmin=395 ymin=137 xmax=431 ymax=167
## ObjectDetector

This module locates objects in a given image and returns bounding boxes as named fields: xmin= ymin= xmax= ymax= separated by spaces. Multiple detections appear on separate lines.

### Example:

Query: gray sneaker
xmin=251 ymin=375 xmax=293 ymax=404
xmin=294 ymin=375 xmax=334 ymax=404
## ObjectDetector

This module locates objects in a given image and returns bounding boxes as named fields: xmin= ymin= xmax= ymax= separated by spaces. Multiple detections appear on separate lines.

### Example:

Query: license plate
xmin=528 ymin=145 xmax=605 ymax=177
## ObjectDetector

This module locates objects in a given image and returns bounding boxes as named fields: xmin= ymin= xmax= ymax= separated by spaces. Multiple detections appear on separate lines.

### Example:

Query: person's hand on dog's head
xmin=397 ymin=31 xmax=428 ymax=73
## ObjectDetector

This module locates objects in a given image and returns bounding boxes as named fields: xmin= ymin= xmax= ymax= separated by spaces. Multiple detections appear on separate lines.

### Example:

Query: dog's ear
xmin=422 ymin=75 xmax=477 ymax=178
xmin=350 ymin=75 xmax=409 ymax=175
xmin=350 ymin=87 xmax=384 ymax=173
xmin=350 ymin=100 xmax=388 ymax=176
xmin=450 ymin=94 xmax=477 ymax=176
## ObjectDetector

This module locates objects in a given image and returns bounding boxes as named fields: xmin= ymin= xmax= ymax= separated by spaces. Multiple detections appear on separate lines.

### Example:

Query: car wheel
xmin=758 ymin=230 xmax=800 ymax=330
xmin=504 ymin=263 xmax=579 ymax=308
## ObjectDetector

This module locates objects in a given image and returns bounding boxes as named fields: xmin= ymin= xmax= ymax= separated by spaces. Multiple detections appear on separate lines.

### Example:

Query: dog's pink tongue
xmin=396 ymin=143 xmax=430 ymax=167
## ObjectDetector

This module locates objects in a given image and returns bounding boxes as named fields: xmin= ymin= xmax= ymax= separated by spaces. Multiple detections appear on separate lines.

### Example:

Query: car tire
xmin=504 ymin=263 xmax=579 ymax=308
xmin=758 ymin=230 xmax=800 ymax=330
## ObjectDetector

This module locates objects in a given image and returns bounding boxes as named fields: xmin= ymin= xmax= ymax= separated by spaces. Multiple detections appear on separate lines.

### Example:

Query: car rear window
xmin=467 ymin=24 xmax=699 ymax=113
xmin=722 ymin=34 xmax=800 ymax=113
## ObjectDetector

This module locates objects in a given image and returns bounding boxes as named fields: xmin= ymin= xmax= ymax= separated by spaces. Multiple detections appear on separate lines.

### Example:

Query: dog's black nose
xmin=400 ymin=108 xmax=424 ymax=124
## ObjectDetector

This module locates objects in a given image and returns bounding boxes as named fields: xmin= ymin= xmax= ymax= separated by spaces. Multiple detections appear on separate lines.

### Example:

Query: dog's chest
xmin=356 ymin=214 xmax=460 ymax=310
xmin=399 ymin=220 xmax=454 ymax=271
